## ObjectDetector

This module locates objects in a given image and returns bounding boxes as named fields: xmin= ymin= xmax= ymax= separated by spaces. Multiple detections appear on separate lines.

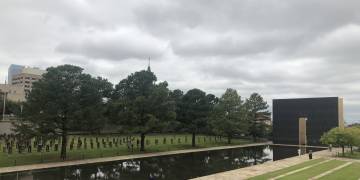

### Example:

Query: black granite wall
xmin=273 ymin=97 xmax=340 ymax=146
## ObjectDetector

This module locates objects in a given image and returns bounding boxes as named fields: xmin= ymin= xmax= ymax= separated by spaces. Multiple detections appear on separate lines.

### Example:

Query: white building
xmin=11 ymin=66 xmax=46 ymax=92
xmin=3 ymin=64 xmax=46 ymax=101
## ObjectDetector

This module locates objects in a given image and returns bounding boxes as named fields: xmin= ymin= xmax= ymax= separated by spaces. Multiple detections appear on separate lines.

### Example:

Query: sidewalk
xmin=0 ymin=142 xmax=271 ymax=174
xmin=192 ymin=148 xmax=336 ymax=180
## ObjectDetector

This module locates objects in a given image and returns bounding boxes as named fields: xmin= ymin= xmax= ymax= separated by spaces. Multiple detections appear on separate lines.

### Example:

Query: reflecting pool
xmin=0 ymin=145 xmax=325 ymax=180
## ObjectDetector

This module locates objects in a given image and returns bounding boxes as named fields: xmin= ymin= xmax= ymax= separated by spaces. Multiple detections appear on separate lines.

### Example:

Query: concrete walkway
xmin=332 ymin=156 xmax=360 ymax=163
xmin=192 ymin=148 xmax=335 ymax=180
xmin=0 ymin=142 xmax=270 ymax=174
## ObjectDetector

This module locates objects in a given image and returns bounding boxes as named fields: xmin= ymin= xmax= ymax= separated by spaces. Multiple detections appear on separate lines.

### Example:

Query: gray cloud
xmin=0 ymin=0 xmax=359 ymax=123
xmin=55 ymin=28 xmax=168 ymax=61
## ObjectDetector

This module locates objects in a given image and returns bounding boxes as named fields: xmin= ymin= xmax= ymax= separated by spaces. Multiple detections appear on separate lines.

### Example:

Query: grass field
xmin=343 ymin=151 xmax=360 ymax=159
xmin=250 ymin=159 xmax=360 ymax=180
xmin=248 ymin=158 xmax=325 ymax=180
xmin=0 ymin=134 xmax=253 ymax=168
xmin=277 ymin=160 xmax=346 ymax=180
xmin=318 ymin=162 xmax=360 ymax=180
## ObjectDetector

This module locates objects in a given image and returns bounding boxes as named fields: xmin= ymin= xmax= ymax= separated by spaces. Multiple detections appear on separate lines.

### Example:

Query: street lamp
xmin=2 ymin=91 xmax=6 ymax=121
xmin=20 ymin=104 xmax=23 ymax=120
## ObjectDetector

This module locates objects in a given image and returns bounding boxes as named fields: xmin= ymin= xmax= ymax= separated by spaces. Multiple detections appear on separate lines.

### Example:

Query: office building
xmin=11 ymin=66 xmax=45 ymax=92
xmin=8 ymin=64 xmax=25 ymax=84
xmin=3 ymin=65 xmax=46 ymax=101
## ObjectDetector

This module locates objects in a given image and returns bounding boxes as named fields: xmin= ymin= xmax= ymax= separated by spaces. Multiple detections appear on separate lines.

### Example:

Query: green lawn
xmin=250 ymin=159 xmax=360 ymax=180
xmin=277 ymin=160 xmax=345 ymax=180
xmin=0 ymin=134 xmax=253 ymax=168
xmin=342 ymin=151 xmax=360 ymax=159
xmin=318 ymin=162 xmax=360 ymax=180
xmin=248 ymin=158 xmax=325 ymax=180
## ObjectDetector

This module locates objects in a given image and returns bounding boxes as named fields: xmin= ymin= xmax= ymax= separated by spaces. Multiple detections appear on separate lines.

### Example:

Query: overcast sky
xmin=0 ymin=0 xmax=359 ymax=123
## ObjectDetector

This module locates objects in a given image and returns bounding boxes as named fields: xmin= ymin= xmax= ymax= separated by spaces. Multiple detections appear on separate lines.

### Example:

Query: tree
xmin=0 ymin=94 xmax=23 ymax=117
xmin=177 ymin=89 xmax=215 ymax=147
xmin=72 ymin=76 xmax=113 ymax=133
xmin=244 ymin=93 xmax=269 ymax=141
xmin=18 ymin=65 xmax=110 ymax=159
xmin=111 ymin=68 xmax=175 ymax=151
xmin=320 ymin=127 xmax=355 ymax=156
xmin=211 ymin=89 xmax=248 ymax=144
xmin=167 ymin=89 xmax=184 ymax=132
xmin=352 ymin=126 xmax=360 ymax=148
xmin=346 ymin=127 xmax=360 ymax=153
xmin=170 ymin=89 xmax=184 ymax=112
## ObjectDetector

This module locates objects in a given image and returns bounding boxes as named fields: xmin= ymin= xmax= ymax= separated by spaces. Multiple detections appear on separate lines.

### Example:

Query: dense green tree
xmin=320 ymin=127 xmax=355 ymax=155
xmin=167 ymin=89 xmax=184 ymax=132
xmin=352 ymin=127 xmax=360 ymax=147
xmin=345 ymin=127 xmax=360 ymax=153
xmin=72 ymin=76 xmax=113 ymax=133
xmin=244 ymin=93 xmax=269 ymax=141
xmin=177 ymin=89 xmax=215 ymax=147
xmin=0 ymin=95 xmax=23 ymax=117
xmin=170 ymin=89 xmax=184 ymax=110
xmin=18 ymin=65 xmax=110 ymax=159
xmin=211 ymin=89 xmax=249 ymax=144
xmin=111 ymin=68 xmax=176 ymax=151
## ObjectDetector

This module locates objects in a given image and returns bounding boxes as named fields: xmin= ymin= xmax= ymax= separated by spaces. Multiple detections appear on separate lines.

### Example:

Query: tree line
xmin=320 ymin=126 xmax=360 ymax=156
xmin=13 ymin=64 xmax=270 ymax=159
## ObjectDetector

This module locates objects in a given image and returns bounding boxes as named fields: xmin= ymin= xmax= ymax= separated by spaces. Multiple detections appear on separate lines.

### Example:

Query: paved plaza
xmin=192 ymin=148 xmax=359 ymax=180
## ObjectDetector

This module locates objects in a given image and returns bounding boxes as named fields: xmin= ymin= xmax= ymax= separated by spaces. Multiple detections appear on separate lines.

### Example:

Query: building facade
xmin=272 ymin=97 xmax=344 ymax=146
xmin=0 ymin=84 xmax=26 ymax=102
xmin=11 ymin=67 xmax=45 ymax=92
xmin=4 ymin=65 xmax=45 ymax=101
xmin=8 ymin=64 xmax=25 ymax=84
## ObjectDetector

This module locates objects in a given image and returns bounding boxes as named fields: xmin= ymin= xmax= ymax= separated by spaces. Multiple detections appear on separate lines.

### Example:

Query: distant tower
xmin=147 ymin=57 xmax=151 ymax=72
xmin=8 ymin=64 xmax=25 ymax=84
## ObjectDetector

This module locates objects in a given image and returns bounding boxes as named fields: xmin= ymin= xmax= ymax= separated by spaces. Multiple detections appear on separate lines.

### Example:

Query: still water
xmin=0 ymin=145 xmax=325 ymax=180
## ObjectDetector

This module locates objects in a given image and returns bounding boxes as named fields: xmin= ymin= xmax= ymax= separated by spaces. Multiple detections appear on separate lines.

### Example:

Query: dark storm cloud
xmin=135 ymin=0 xmax=360 ymax=58
xmin=0 ymin=0 xmax=360 ymax=123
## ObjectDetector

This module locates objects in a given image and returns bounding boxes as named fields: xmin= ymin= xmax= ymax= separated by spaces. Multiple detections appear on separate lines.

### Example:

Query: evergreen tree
xmin=244 ymin=93 xmax=269 ymax=141
xmin=211 ymin=89 xmax=248 ymax=144
xmin=17 ymin=65 xmax=110 ymax=159
xmin=178 ymin=89 xmax=215 ymax=147
xmin=111 ymin=68 xmax=175 ymax=151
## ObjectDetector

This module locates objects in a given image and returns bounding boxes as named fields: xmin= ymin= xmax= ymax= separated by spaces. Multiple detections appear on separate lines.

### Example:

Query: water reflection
xmin=0 ymin=145 xmax=325 ymax=180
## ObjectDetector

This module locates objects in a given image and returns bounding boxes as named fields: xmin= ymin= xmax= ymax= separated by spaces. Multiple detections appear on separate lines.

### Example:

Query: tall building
xmin=272 ymin=97 xmax=344 ymax=146
xmin=2 ymin=65 xmax=46 ymax=101
xmin=11 ymin=66 xmax=45 ymax=92
xmin=8 ymin=64 xmax=25 ymax=84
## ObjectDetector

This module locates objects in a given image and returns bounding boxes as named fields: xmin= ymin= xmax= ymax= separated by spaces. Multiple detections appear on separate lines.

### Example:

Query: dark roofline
xmin=273 ymin=97 xmax=340 ymax=101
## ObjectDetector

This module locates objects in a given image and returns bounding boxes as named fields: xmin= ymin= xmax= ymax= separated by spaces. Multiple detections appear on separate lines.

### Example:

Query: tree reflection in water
xmin=89 ymin=168 xmax=107 ymax=179
xmin=3 ymin=145 xmax=281 ymax=180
